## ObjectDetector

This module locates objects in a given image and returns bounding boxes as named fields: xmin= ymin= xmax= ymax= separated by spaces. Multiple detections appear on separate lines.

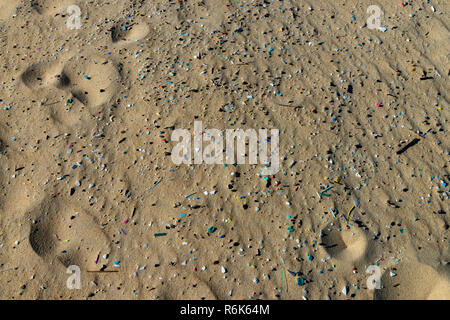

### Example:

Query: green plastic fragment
xmin=154 ymin=233 xmax=167 ymax=237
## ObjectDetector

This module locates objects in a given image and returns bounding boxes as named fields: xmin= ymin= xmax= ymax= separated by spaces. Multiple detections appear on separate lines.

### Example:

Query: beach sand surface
xmin=0 ymin=0 xmax=448 ymax=300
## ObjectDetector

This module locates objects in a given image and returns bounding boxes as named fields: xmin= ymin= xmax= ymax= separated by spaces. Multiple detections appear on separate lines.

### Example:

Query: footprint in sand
xmin=21 ymin=61 xmax=67 ymax=90
xmin=374 ymin=261 xmax=450 ymax=300
xmin=20 ymin=54 xmax=120 ymax=109
xmin=320 ymin=223 xmax=369 ymax=263
xmin=62 ymin=55 xmax=120 ymax=107
xmin=111 ymin=22 xmax=151 ymax=45
xmin=26 ymin=198 xmax=111 ymax=271
xmin=29 ymin=0 xmax=78 ymax=15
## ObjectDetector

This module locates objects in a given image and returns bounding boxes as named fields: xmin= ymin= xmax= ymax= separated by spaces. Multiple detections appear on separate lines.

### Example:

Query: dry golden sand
xmin=0 ymin=0 xmax=449 ymax=300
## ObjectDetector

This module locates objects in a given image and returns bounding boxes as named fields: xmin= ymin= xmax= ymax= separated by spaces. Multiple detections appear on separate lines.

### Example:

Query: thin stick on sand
xmin=276 ymin=103 xmax=303 ymax=109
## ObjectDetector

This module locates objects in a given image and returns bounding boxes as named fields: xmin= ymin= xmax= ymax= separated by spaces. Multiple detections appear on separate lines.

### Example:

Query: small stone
xmin=342 ymin=285 xmax=349 ymax=295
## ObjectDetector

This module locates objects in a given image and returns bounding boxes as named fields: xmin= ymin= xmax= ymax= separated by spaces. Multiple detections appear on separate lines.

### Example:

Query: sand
xmin=0 ymin=0 xmax=448 ymax=300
